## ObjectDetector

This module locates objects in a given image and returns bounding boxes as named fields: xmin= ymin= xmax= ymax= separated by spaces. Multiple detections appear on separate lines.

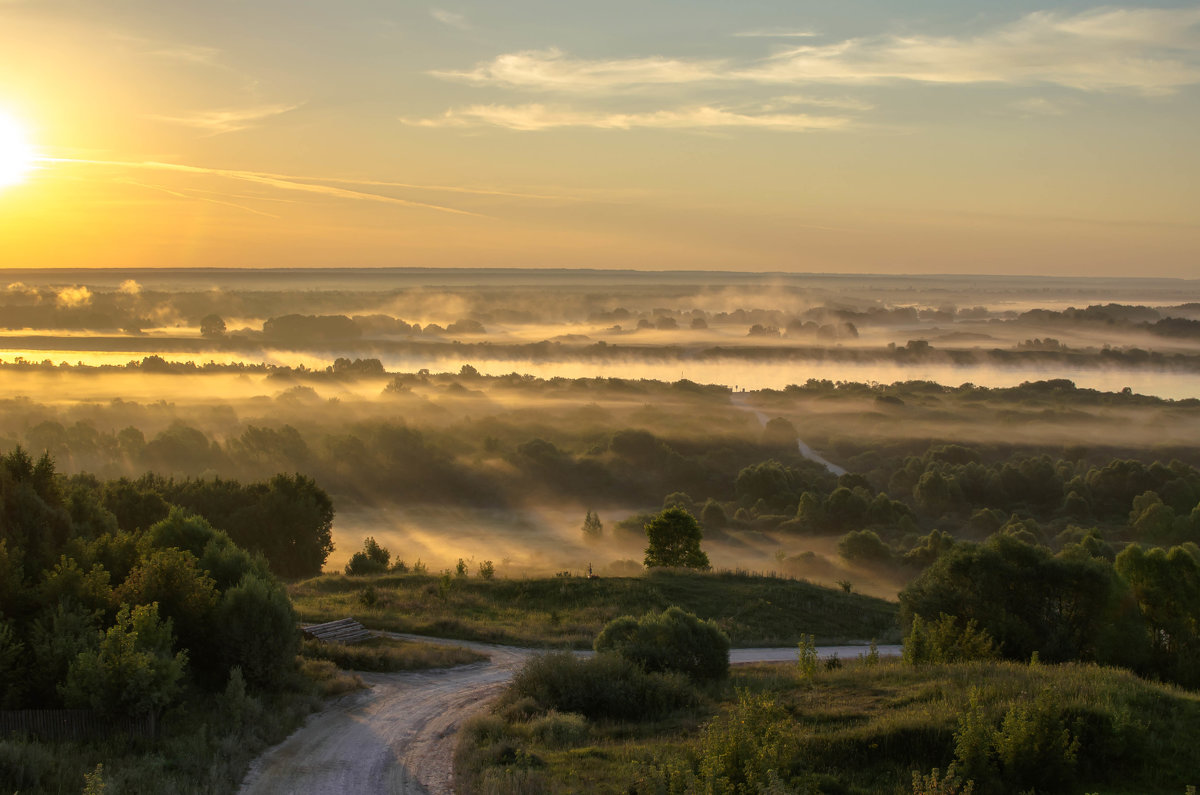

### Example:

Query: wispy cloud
xmin=431 ymin=47 xmax=728 ymax=91
xmin=745 ymin=6 xmax=1200 ymax=94
xmin=433 ymin=6 xmax=1200 ymax=95
xmin=734 ymin=29 xmax=819 ymax=39
xmin=403 ymin=103 xmax=851 ymax=132
xmin=149 ymin=103 xmax=302 ymax=135
xmin=38 ymin=157 xmax=486 ymax=217
xmin=430 ymin=8 xmax=469 ymax=29
xmin=1009 ymin=96 xmax=1069 ymax=116
xmin=148 ymin=44 xmax=223 ymax=66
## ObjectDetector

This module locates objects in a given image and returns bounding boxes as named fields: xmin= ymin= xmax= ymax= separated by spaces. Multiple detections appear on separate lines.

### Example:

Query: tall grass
xmin=299 ymin=636 xmax=487 ymax=671
xmin=0 ymin=664 xmax=326 ymax=794
xmin=456 ymin=656 xmax=1200 ymax=794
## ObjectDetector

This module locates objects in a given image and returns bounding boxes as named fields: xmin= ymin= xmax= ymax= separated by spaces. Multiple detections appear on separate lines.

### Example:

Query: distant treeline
xmin=3 ymin=280 xmax=1198 ymax=348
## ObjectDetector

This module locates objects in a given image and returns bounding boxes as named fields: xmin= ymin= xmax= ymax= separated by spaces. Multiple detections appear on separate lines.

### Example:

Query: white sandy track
xmin=239 ymin=634 xmax=897 ymax=795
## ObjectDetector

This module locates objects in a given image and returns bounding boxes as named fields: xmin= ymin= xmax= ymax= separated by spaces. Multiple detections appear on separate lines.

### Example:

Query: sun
xmin=0 ymin=112 xmax=36 ymax=189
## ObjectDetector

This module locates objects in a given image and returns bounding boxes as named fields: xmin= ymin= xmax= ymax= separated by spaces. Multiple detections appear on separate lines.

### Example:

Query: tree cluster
xmin=0 ymin=448 xmax=302 ymax=715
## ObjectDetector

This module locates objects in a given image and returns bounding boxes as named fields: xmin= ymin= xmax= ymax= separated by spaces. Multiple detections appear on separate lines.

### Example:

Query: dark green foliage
xmin=594 ymin=606 xmax=730 ymax=681
xmin=695 ymin=690 xmax=806 ymax=794
xmin=581 ymin=509 xmax=602 ymax=539
xmin=1115 ymin=544 xmax=1200 ymax=686
xmin=145 ymin=472 xmax=335 ymax=578
xmin=954 ymin=688 xmax=1080 ymax=794
xmin=60 ymin=603 xmax=187 ymax=715
xmin=643 ymin=507 xmax=710 ymax=570
xmin=101 ymin=478 xmax=170 ymax=533
xmin=144 ymin=508 xmax=219 ymax=558
xmin=903 ymin=529 xmax=956 ymax=569
xmin=903 ymin=613 xmax=997 ymax=664
xmin=900 ymin=535 xmax=1144 ymax=667
xmin=214 ymin=574 xmax=298 ymax=689
xmin=838 ymin=529 xmax=893 ymax=563
xmin=700 ymin=498 xmax=727 ymax=529
xmin=26 ymin=602 xmax=98 ymax=706
xmin=345 ymin=536 xmax=390 ymax=575
xmin=115 ymin=547 xmax=218 ymax=664
xmin=0 ymin=449 xmax=307 ymax=717
xmin=505 ymin=651 xmax=696 ymax=721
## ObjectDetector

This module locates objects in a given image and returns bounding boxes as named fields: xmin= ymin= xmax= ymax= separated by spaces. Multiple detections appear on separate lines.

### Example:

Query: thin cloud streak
xmin=432 ymin=47 xmax=729 ymax=91
xmin=148 ymin=44 xmax=223 ymax=66
xmin=121 ymin=180 xmax=282 ymax=218
xmin=149 ymin=103 xmax=302 ymax=135
xmin=37 ymin=158 xmax=487 ymax=217
xmin=403 ymin=103 xmax=852 ymax=131
xmin=432 ymin=6 xmax=1200 ymax=94
xmin=734 ymin=29 xmax=819 ymax=38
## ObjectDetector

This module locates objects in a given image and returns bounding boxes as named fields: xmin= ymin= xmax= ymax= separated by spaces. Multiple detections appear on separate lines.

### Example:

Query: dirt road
xmin=239 ymin=635 xmax=897 ymax=795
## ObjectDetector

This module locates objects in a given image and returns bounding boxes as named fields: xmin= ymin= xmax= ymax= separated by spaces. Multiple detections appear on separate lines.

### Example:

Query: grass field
xmin=289 ymin=569 xmax=900 ymax=649
xmin=457 ymin=657 xmax=1200 ymax=794
xmin=299 ymin=635 xmax=488 ymax=671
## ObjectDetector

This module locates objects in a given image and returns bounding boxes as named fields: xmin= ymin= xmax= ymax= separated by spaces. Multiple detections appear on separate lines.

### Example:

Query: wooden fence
xmin=0 ymin=709 xmax=156 ymax=741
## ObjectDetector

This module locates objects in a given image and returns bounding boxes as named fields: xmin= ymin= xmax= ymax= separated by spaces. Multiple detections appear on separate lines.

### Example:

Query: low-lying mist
xmin=2 ymin=268 xmax=1197 ymax=598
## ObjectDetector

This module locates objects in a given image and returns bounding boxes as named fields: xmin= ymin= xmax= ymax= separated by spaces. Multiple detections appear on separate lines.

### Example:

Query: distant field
xmin=289 ymin=569 xmax=900 ymax=649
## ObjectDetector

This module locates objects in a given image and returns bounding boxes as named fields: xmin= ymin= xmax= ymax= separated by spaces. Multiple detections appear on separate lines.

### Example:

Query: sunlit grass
xmin=458 ymin=657 xmax=1200 ymax=794
xmin=289 ymin=569 xmax=900 ymax=648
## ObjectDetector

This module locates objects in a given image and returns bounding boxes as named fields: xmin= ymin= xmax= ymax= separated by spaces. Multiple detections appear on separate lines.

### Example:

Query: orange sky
xmin=1 ymin=1 xmax=1198 ymax=275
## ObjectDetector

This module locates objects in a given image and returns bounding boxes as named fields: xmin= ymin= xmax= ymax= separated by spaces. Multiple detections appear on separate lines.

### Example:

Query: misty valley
xmin=3 ymin=269 xmax=1200 ymax=794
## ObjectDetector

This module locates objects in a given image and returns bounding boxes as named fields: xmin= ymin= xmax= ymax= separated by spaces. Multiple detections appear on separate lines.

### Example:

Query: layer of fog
xmin=331 ymin=505 xmax=904 ymax=600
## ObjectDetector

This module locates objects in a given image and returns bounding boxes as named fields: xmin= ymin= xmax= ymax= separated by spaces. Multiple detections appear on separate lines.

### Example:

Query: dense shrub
xmin=344 ymin=536 xmax=390 ymax=576
xmin=594 ymin=606 xmax=730 ymax=681
xmin=953 ymin=688 xmax=1079 ymax=794
xmin=696 ymin=690 xmax=805 ymax=794
xmin=505 ymin=651 xmax=696 ymax=721
xmin=903 ymin=613 xmax=998 ymax=665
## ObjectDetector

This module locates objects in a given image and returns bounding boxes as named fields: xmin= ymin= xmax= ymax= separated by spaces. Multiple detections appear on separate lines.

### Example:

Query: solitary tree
xmin=199 ymin=314 xmax=226 ymax=339
xmin=643 ymin=507 xmax=710 ymax=570
xmin=581 ymin=510 xmax=602 ymax=540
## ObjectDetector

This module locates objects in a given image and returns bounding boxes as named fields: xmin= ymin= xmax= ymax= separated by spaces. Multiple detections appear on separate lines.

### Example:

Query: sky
xmin=0 ymin=0 xmax=1197 ymax=276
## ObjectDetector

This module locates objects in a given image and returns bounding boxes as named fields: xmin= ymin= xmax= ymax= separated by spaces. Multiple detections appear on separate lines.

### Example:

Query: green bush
xmin=696 ymin=690 xmax=806 ymax=794
xmin=214 ymin=573 xmax=299 ymax=688
xmin=953 ymin=687 xmax=1079 ymax=793
xmin=594 ymin=606 xmax=730 ymax=681
xmin=344 ymin=537 xmax=390 ymax=576
xmin=505 ymin=651 xmax=696 ymax=721
xmin=904 ymin=613 xmax=997 ymax=665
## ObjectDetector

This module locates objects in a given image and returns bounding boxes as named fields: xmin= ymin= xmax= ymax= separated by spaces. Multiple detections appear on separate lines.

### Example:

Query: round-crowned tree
xmin=643 ymin=507 xmax=710 ymax=570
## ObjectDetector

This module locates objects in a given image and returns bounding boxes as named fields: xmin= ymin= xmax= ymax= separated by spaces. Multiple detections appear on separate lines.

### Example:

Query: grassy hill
xmin=289 ymin=569 xmax=900 ymax=648
xmin=459 ymin=658 xmax=1200 ymax=794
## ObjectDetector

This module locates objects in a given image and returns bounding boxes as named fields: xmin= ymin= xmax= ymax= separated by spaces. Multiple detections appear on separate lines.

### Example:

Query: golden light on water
xmin=0 ymin=111 xmax=35 ymax=189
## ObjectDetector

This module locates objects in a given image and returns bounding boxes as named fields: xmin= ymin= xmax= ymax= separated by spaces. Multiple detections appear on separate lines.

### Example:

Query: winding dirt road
xmin=238 ymin=634 xmax=896 ymax=795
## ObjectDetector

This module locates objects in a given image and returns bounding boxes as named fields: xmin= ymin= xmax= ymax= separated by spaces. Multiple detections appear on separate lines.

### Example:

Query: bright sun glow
xmin=0 ymin=112 xmax=35 ymax=188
